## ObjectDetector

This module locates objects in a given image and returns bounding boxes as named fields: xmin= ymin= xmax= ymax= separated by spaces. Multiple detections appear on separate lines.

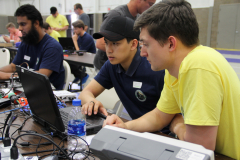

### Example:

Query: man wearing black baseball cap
xmin=79 ymin=16 xmax=169 ymax=134
xmin=46 ymin=7 xmax=69 ymax=37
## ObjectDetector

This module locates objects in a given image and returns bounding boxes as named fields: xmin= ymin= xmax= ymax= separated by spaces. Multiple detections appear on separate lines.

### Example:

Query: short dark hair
xmin=50 ymin=7 xmax=57 ymax=14
xmin=14 ymin=4 xmax=43 ymax=27
xmin=42 ymin=22 xmax=50 ymax=30
xmin=72 ymin=20 xmax=85 ymax=29
xmin=75 ymin=3 xmax=83 ymax=10
xmin=126 ymin=37 xmax=135 ymax=43
xmin=134 ymin=0 xmax=199 ymax=47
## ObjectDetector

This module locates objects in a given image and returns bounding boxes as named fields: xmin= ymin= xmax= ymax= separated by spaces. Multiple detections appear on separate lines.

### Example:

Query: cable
xmin=0 ymin=106 xmax=23 ymax=115
xmin=2 ymin=112 xmax=12 ymax=141
xmin=20 ymin=62 xmax=29 ymax=69
xmin=21 ymin=148 xmax=66 ymax=155
xmin=3 ymin=113 xmax=17 ymax=146
xmin=36 ymin=137 xmax=42 ymax=158
xmin=5 ymin=113 xmax=17 ymax=137
xmin=10 ymin=116 xmax=52 ymax=147
xmin=10 ymin=133 xmax=70 ymax=160
xmin=3 ymin=71 xmax=18 ymax=97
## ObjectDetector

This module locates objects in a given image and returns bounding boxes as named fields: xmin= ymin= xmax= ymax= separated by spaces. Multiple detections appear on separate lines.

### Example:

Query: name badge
xmin=24 ymin=55 xmax=30 ymax=61
xmin=133 ymin=81 xmax=142 ymax=89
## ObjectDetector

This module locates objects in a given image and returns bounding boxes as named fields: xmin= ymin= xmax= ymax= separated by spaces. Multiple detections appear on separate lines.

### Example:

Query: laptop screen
xmin=16 ymin=66 xmax=65 ymax=132
xmin=58 ymin=37 xmax=76 ymax=51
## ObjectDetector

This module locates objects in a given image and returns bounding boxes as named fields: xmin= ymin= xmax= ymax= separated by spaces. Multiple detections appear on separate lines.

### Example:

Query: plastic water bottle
xmin=68 ymin=99 xmax=86 ymax=159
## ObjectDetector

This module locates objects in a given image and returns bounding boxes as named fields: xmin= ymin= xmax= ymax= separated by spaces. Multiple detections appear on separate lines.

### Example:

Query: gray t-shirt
xmin=79 ymin=13 xmax=90 ymax=33
xmin=94 ymin=4 xmax=138 ymax=70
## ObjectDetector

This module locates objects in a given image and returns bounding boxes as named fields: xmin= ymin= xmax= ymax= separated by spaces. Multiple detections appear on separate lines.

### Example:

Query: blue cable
xmin=0 ymin=107 xmax=23 ymax=114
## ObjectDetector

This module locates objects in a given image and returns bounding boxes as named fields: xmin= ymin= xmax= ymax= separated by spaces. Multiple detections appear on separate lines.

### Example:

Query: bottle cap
xmin=72 ymin=99 xmax=81 ymax=106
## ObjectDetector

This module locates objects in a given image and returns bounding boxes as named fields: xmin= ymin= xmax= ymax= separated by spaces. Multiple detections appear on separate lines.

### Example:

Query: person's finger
xmin=92 ymin=102 xmax=99 ymax=115
xmin=87 ymin=101 xmax=95 ymax=116
xmin=81 ymin=104 xmax=89 ymax=115
xmin=99 ymin=107 xmax=108 ymax=116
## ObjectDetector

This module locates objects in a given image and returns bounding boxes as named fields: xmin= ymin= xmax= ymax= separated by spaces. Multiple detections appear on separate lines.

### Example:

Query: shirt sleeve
xmin=94 ymin=61 xmax=113 ymax=89
xmin=157 ymin=79 xmax=181 ymax=114
xmin=180 ymin=69 xmax=223 ymax=126
xmin=39 ymin=46 xmax=63 ymax=73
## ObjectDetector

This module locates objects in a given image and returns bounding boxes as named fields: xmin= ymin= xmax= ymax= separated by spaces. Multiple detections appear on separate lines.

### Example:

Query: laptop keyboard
xmin=59 ymin=109 xmax=91 ymax=130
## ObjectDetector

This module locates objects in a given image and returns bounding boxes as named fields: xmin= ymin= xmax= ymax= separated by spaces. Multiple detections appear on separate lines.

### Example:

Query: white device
xmin=90 ymin=125 xmax=215 ymax=160
xmin=53 ymin=90 xmax=77 ymax=102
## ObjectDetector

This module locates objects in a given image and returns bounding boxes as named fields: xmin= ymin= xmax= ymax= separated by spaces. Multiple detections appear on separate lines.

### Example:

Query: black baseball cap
xmin=93 ymin=16 xmax=140 ymax=41
xmin=50 ymin=7 xmax=57 ymax=14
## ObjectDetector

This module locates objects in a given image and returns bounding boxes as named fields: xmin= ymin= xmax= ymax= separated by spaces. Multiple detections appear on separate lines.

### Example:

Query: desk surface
xmin=64 ymin=53 xmax=95 ymax=68
xmin=0 ymin=107 xmax=234 ymax=160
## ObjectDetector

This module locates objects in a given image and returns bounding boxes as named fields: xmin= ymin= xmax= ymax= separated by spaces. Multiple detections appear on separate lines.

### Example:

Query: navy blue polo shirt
xmin=77 ymin=32 xmax=96 ymax=53
xmin=12 ymin=34 xmax=65 ymax=90
xmin=95 ymin=49 xmax=165 ymax=119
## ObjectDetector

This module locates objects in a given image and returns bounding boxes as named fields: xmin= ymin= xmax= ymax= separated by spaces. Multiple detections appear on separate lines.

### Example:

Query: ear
xmin=130 ymin=39 xmax=138 ymax=51
xmin=168 ymin=36 xmax=177 ymax=52
xmin=33 ymin=20 xmax=40 ymax=28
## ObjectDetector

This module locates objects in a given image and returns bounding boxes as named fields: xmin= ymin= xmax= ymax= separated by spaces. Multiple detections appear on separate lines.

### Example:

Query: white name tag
xmin=24 ymin=55 xmax=30 ymax=61
xmin=133 ymin=81 xmax=142 ymax=89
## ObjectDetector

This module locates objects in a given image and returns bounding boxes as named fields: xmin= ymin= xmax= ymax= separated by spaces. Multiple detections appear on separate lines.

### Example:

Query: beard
xmin=20 ymin=25 xmax=39 ymax=45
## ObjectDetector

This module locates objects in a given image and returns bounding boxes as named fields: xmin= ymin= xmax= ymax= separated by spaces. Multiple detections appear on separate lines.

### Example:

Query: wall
xmin=193 ymin=8 xmax=210 ymax=46
xmin=1 ymin=0 xmax=238 ymax=48
xmin=0 ymin=0 xmax=215 ymax=16
xmin=210 ymin=0 xmax=240 ymax=48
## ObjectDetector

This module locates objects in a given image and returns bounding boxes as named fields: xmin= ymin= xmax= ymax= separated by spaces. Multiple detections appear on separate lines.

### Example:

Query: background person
xmin=3 ymin=22 xmax=22 ymax=43
xmin=42 ymin=22 xmax=61 ymax=42
xmin=0 ymin=4 xmax=65 ymax=90
xmin=70 ymin=20 xmax=96 ymax=84
xmin=74 ymin=3 xmax=90 ymax=33
xmin=46 ymin=7 xmax=69 ymax=37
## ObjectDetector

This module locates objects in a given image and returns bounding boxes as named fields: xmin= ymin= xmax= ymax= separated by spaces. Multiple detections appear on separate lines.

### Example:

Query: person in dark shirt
xmin=70 ymin=20 xmax=96 ymax=84
xmin=0 ymin=4 xmax=65 ymax=90
xmin=80 ymin=16 xmax=169 ymax=134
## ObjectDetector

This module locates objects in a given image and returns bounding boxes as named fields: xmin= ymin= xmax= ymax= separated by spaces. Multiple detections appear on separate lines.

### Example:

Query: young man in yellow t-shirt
xmin=103 ymin=0 xmax=240 ymax=159
xmin=46 ymin=7 xmax=69 ymax=37
xmin=42 ymin=22 xmax=60 ymax=42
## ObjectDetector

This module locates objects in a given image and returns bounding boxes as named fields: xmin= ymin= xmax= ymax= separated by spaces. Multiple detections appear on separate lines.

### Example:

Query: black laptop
xmin=16 ymin=66 xmax=104 ymax=138
xmin=58 ymin=37 xmax=76 ymax=53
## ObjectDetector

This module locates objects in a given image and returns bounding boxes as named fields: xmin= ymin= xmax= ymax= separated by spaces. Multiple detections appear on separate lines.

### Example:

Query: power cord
xmin=10 ymin=133 xmax=70 ymax=160
xmin=10 ymin=116 xmax=52 ymax=147
xmin=2 ymin=112 xmax=12 ymax=144
xmin=3 ymin=113 xmax=17 ymax=146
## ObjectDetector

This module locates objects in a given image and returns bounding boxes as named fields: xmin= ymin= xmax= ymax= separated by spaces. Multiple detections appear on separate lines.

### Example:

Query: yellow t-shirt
xmin=50 ymin=30 xmax=60 ymax=42
xmin=46 ymin=14 xmax=69 ymax=37
xmin=157 ymin=45 xmax=240 ymax=159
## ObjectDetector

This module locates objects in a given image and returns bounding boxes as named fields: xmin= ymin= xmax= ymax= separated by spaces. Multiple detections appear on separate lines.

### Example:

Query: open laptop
xmin=58 ymin=37 xmax=76 ymax=53
xmin=16 ymin=66 xmax=104 ymax=138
